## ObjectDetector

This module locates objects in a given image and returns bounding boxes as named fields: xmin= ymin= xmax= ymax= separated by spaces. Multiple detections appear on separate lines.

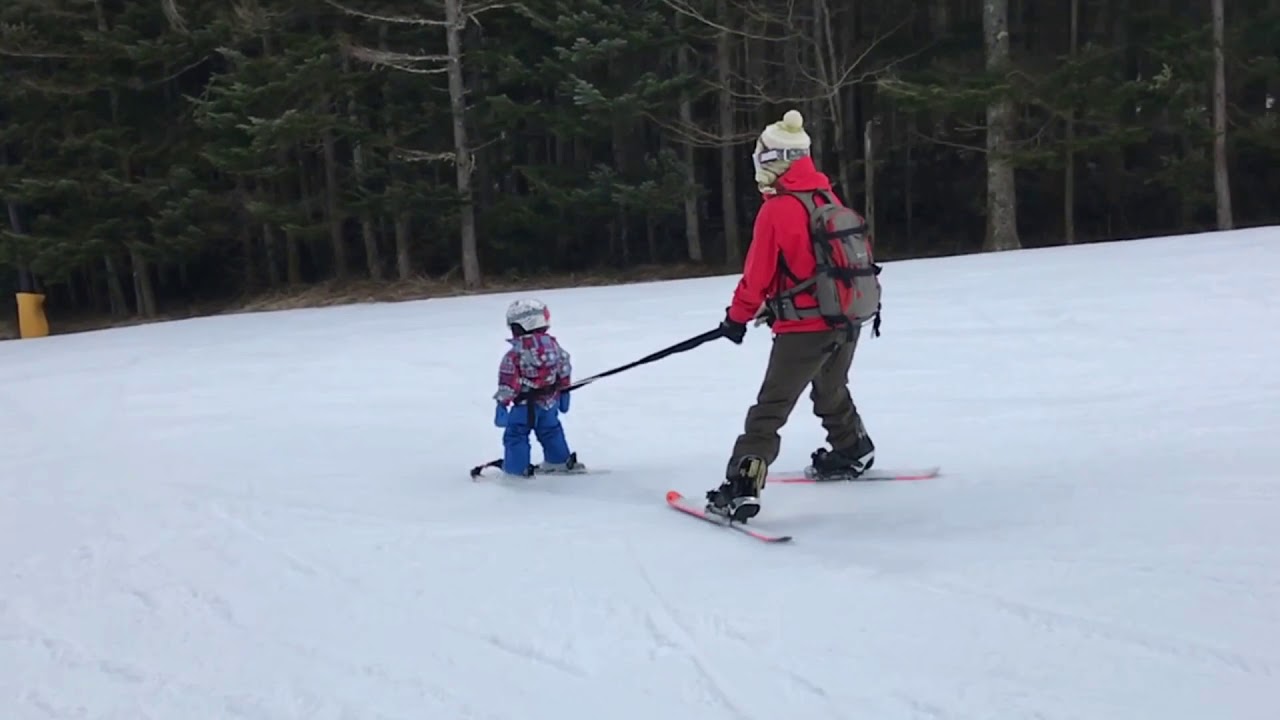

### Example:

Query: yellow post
xmin=16 ymin=292 xmax=49 ymax=338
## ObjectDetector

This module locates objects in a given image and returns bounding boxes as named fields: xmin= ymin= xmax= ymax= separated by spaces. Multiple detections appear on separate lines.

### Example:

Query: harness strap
xmin=764 ymin=187 xmax=880 ymax=333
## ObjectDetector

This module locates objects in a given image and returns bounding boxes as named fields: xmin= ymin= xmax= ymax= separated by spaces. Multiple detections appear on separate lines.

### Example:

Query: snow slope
xmin=2 ymin=227 xmax=1279 ymax=720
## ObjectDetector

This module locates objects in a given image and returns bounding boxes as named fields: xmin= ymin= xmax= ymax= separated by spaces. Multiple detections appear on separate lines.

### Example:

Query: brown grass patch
xmin=235 ymin=262 xmax=729 ymax=314
xmin=2 ymin=262 xmax=734 ymax=340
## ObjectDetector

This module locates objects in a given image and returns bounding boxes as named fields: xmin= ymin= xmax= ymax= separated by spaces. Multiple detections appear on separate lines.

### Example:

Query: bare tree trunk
xmin=1097 ymin=0 xmax=1129 ymax=237
xmin=904 ymin=113 xmax=914 ymax=247
xmin=646 ymin=213 xmax=658 ymax=263
xmin=259 ymin=32 xmax=291 ymax=286
xmin=321 ymin=123 xmax=348 ymax=279
xmin=5 ymin=200 xmax=21 ymax=237
xmin=445 ymin=0 xmax=482 ymax=288
xmin=716 ymin=0 xmax=741 ymax=265
xmin=119 ymin=147 xmax=158 ymax=318
xmin=235 ymin=177 xmax=257 ymax=288
xmin=102 ymin=255 xmax=128 ymax=317
xmin=1211 ymin=0 xmax=1233 ymax=230
xmin=1064 ymin=0 xmax=1078 ymax=244
xmin=2 ymin=148 xmax=34 ymax=297
xmin=395 ymin=214 xmax=413 ymax=279
xmin=676 ymin=15 xmax=704 ymax=263
xmin=804 ymin=2 xmax=825 ymax=172
xmin=610 ymin=112 xmax=634 ymax=267
xmin=5 ymin=170 xmax=37 ymax=298
xmin=982 ymin=0 xmax=1021 ymax=251
xmin=375 ymin=24 xmax=414 ymax=281
xmin=814 ymin=0 xmax=853 ymax=196
xmin=262 ymin=223 xmax=282 ymax=286
xmin=94 ymin=0 xmax=162 ymax=315
xmin=343 ymin=56 xmax=382 ymax=280
xmin=864 ymin=120 xmax=876 ymax=237
xmin=357 ymin=191 xmax=380 ymax=279
xmin=238 ymin=219 xmax=255 ymax=289
xmin=931 ymin=0 xmax=949 ymax=37
xmin=129 ymin=245 xmax=157 ymax=318
xmin=1270 ymin=0 xmax=1280 ymax=118
xmin=286 ymin=155 xmax=304 ymax=283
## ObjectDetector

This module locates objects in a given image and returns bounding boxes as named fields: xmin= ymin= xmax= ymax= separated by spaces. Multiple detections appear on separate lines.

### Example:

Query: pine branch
xmin=797 ymin=14 xmax=916 ymax=98
xmin=343 ymin=43 xmax=450 ymax=74
xmin=658 ymin=0 xmax=804 ymax=42
xmin=161 ymin=0 xmax=189 ymax=34
xmin=18 ymin=77 xmax=100 ymax=96
xmin=324 ymin=0 xmax=520 ymax=25
xmin=236 ymin=4 xmax=265 ymax=32
xmin=142 ymin=56 xmax=213 ymax=88
xmin=642 ymin=111 xmax=761 ymax=148
xmin=324 ymin=0 xmax=448 ymax=26
xmin=908 ymin=127 xmax=987 ymax=154
xmin=392 ymin=147 xmax=456 ymax=162
xmin=0 ymin=45 xmax=90 ymax=60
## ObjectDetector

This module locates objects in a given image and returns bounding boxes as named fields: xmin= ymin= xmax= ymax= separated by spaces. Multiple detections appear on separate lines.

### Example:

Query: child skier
xmin=492 ymin=298 xmax=584 ymax=476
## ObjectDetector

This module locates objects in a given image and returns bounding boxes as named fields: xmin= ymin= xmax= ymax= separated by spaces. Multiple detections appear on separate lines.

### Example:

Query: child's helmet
xmin=506 ymin=298 xmax=550 ymax=334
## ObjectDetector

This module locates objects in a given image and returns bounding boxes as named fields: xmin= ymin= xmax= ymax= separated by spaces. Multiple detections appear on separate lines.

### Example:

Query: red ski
xmin=665 ymin=490 xmax=793 ymax=543
xmin=769 ymin=465 xmax=941 ymax=484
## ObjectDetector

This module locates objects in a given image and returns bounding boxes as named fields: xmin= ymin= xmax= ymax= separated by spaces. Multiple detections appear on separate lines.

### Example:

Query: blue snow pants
xmin=494 ymin=393 xmax=571 ymax=474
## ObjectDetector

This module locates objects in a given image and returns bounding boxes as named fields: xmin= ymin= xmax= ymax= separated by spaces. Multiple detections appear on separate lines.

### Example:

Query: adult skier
xmin=706 ymin=109 xmax=882 ymax=522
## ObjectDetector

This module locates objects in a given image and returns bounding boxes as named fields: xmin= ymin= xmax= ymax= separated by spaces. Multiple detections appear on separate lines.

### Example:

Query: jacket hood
xmin=773 ymin=156 xmax=832 ymax=193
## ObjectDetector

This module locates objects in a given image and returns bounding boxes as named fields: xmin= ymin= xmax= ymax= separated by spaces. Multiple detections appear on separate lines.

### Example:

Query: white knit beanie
xmin=753 ymin=109 xmax=811 ymax=192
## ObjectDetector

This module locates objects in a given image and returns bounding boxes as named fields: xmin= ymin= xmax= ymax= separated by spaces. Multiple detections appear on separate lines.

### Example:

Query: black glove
xmin=719 ymin=309 xmax=747 ymax=344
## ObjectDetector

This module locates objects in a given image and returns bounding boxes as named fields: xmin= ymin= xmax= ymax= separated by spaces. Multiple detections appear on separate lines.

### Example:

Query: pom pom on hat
xmin=758 ymin=109 xmax=811 ymax=151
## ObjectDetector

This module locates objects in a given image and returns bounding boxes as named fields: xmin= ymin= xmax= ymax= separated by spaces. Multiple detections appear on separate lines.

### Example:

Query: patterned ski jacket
xmin=494 ymin=330 xmax=572 ymax=409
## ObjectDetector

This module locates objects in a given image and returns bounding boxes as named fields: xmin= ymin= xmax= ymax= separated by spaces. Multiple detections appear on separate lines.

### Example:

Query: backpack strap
xmin=764 ymin=188 xmax=879 ymax=336
xmin=763 ymin=189 xmax=824 ymax=323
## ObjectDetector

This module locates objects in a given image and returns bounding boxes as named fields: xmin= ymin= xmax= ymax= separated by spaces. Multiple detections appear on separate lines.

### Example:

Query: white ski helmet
xmin=506 ymin=298 xmax=550 ymax=334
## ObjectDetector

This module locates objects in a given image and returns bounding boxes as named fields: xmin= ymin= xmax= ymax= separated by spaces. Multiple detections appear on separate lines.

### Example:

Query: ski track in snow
xmin=3 ymin=227 xmax=1280 ymax=719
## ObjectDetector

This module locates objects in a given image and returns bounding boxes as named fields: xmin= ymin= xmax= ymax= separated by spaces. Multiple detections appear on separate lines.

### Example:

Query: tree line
xmin=1 ymin=0 xmax=1276 ymax=321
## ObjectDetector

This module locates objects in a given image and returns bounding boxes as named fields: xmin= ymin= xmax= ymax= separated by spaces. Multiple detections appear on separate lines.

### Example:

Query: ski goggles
xmin=752 ymin=147 xmax=810 ymax=175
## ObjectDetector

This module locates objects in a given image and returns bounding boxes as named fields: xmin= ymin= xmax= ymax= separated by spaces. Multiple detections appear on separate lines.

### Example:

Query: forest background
xmin=1 ymin=0 xmax=1276 ymax=336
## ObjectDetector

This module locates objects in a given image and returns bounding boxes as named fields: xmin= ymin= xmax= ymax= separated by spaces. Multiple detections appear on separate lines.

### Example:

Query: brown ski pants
xmin=727 ymin=326 xmax=867 ymax=480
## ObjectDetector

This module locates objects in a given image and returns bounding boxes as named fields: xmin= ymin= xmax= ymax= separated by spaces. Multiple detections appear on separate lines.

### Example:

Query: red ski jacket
xmin=726 ymin=157 xmax=848 ymax=334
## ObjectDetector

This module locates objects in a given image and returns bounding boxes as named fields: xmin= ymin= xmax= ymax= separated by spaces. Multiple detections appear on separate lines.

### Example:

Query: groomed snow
xmin=2 ymin=226 xmax=1278 ymax=720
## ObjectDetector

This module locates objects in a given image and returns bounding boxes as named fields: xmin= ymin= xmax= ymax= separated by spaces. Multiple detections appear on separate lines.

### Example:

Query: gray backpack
xmin=765 ymin=189 xmax=882 ymax=337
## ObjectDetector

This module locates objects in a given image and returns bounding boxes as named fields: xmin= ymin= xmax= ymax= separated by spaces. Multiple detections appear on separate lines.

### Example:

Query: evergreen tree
xmin=0 ymin=0 xmax=1277 ymax=326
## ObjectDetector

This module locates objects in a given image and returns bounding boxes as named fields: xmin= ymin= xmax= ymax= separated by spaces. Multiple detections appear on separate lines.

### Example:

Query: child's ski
xmin=469 ymin=458 xmax=606 ymax=480
xmin=769 ymin=465 xmax=940 ymax=484
xmin=469 ymin=459 xmax=503 ymax=478
xmin=665 ymin=490 xmax=793 ymax=543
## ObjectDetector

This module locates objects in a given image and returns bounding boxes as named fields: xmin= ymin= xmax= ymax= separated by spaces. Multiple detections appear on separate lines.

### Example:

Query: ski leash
xmin=513 ymin=326 xmax=726 ymax=404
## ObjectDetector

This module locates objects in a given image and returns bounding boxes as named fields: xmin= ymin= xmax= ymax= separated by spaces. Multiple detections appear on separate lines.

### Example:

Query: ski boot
xmin=706 ymin=455 xmax=767 ymax=523
xmin=806 ymin=435 xmax=875 ymax=481
xmin=533 ymin=452 xmax=586 ymax=475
